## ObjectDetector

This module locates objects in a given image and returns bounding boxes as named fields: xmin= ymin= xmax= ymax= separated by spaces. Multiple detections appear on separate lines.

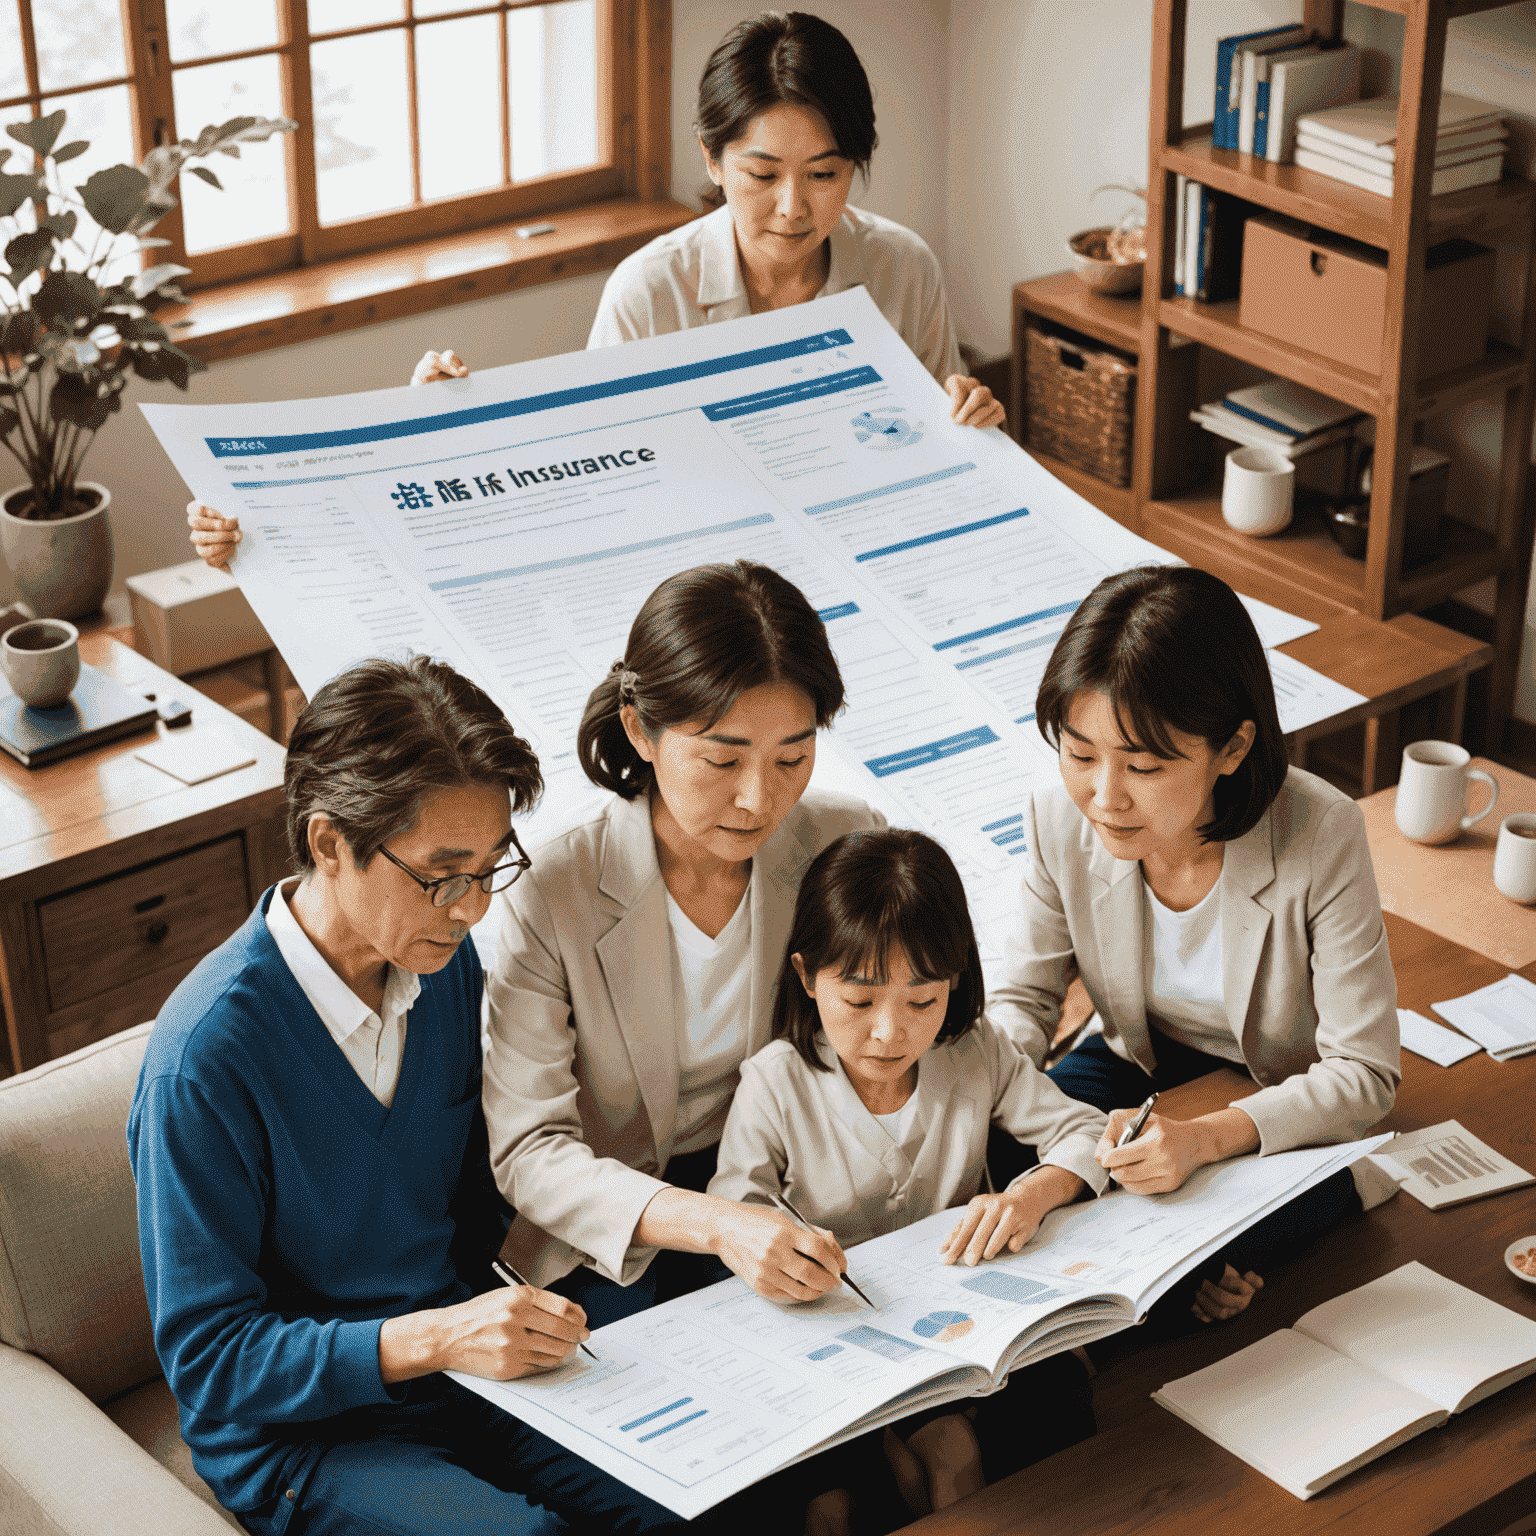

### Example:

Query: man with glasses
xmin=127 ymin=656 xmax=719 ymax=1536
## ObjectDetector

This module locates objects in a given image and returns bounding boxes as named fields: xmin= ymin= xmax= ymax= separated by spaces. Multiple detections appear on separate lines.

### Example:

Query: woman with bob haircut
xmin=989 ymin=565 xmax=1399 ymax=1325
xmin=711 ymin=828 xmax=1104 ymax=1526
xmin=481 ymin=559 xmax=884 ymax=1328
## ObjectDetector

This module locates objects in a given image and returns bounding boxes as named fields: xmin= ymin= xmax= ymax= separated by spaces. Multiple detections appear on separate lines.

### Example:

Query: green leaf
xmin=0 ymin=171 xmax=42 ymax=218
xmin=51 ymin=140 xmax=89 ymax=164
xmin=40 ymin=209 xmax=77 ymax=242
xmin=136 ymin=235 xmax=172 ymax=249
xmin=79 ymin=163 xmax=150 ymax=234
xmin=49 ymin=372 xmax=111 ymax=431
xmin=5 ymin=227 xmax=55 ymax=284
xmin=215 ymin=143 xmax=242 ymax=159
xmin=2 ymin=311 xmax=38 ymax=355
xmin=34 ymin=270 xmax=101 ymax=326
xmin=130 ymin=261 xmax=191 ymax=299
xmin=0 ymin=405 xmax=18 ymax=440
xmin=0 ymin=148 xmax=9 ymax=168
xmin=5 ymin=109 xmax=65 ymax=157
xmin=187 ymin=164 xmax=222 ymax=190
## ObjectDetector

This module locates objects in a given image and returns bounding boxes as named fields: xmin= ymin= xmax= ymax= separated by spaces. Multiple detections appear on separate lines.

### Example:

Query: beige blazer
xmin=987 ymin=768 xmax=1399 ymax=1153
xmin=708 ymin=1023 xmax=1110 ymax=1250
xmin=483 ymin=788 xmax=883 ymax=1287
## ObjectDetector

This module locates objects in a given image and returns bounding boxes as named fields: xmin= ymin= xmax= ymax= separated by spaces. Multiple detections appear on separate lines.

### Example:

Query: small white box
xmin=126 ymin=560 xmax=271 ymax=676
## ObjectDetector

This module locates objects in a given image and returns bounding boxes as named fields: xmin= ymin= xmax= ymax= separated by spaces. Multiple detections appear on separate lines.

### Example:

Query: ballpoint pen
xmin=769 ymin=1191 xmax=877 ymax=1309
xmin=1115 ymin=1092 xmax=1159 ymax=1149
xmin=491 ymin=1258 xmax=599 ymax=1361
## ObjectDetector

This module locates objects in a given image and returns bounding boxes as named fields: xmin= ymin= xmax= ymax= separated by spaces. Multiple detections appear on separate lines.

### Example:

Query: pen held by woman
xmin=491 ymin=1259 xmax=599 ymax=1361
xmin=769 ymin=1192 xmax=877 ymax=1308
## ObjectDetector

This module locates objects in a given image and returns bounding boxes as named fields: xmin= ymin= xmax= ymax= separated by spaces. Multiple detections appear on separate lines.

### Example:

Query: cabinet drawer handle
xmin=145 ymin=920 xmax=170 ymax=944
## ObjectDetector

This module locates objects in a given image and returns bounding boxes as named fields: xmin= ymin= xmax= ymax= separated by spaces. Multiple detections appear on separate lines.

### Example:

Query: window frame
xmin=2 ymin=0 xmax=669 ymax=292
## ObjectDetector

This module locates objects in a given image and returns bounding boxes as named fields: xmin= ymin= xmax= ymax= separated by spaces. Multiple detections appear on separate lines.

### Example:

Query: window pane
xmin=312 ymin=28 xmax=412 ymax=224
xmin=418 ymin=14 xmax=501 ymax=202
xmin=165 ymin=0 xmax=278 ymax=62
xmin=40 ymin=85 xmax=137 ymax=287
xmin=308 ymin=0 xmax=403 ymax=35
xmin=34 ymin=0 xmax=127 ymax=93
xmin=174 ymin=54 xmax=290 ymax=253
xmin=0 ymin=1 xmax=25 ymax=102
xmin=509 ymin=0 xmax=597 ymax=183
xmin=413 ymin=0 xmax=478 ymax=15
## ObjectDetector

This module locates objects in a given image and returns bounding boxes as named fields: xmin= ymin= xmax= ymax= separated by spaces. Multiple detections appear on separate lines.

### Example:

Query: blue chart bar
xmin=855 ymin=507 xmax=1028 ymax=565
xmin=204 ymin=328 xmax=856 ymax=456
xmin=428 ymin=514 xmax=774 ymax=592
xmin=620 ymin=1397 xmax=694 ymax=1434
xmin=804 ymin=462 xmax=974 ymax=516
xmin=981 ymin=814 xmax=1023 ymax=832
xmin=701 ymin=366 xmax=881 ymax=420
xmin=991 ymin=829 xmax=1025 ymax=847
xmin=954 ymin=628 xmax=1064 ymax=672
xmin=864 ymin=726 xmax=998 ymax=779
xmin=1016 ymin=713 xmax=1036 ymax=724
xmin=961 ymin=1272 xmax=1061 ymax=1306
xmin=817 ymin=601 xmax=861 ymax=624
xmin=933 ymin=599 xmax=1080 ymax=654
xmin=637 ymin=1409 xmax=709 ymax=1443
xmin=838 ymin=1325 xmax=922 ymax=1362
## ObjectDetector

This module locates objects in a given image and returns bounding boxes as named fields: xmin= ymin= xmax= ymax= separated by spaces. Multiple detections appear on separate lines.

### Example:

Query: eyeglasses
xmin=377 ymin=828 xmax=532 ymax=907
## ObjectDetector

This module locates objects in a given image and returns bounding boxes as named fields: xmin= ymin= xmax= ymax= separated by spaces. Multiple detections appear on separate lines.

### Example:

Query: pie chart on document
xmin=912 ymin=1310 xmax=975 ymax=1342
xmin=852 ymin=409 xmax=923 ymax=450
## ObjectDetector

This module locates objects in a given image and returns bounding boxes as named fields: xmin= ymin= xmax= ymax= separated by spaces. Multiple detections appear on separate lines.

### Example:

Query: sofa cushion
xmin=103 ymin=1376 xmax=240 ymax=1530
xmin=0 ymin=1024 xmax=160 ymax=1404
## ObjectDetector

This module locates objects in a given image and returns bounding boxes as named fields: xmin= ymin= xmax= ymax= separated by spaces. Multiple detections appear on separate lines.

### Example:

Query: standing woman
xmin=989 ymin=565 xmax=1399 ymax=1323
xmin=481 ymin=560 xmax=884 ymax=1327
xmin=590 ymin=10 xmax=1004 ymax=428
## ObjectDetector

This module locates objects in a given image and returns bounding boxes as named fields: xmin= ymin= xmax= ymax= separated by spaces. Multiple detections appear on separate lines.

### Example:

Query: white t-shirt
xmin=871 ymin=1095 xmax=921 ymax=1148
xmin=265 ymin=876 xmax=421 ymax=1107
xmin=1142 ymin=878 xmax=1247 ymax=1065
xmin=665 ymin=881 xmax=755 ymax=1155
xmin=587 ymin=203 xmax=965 ymax=384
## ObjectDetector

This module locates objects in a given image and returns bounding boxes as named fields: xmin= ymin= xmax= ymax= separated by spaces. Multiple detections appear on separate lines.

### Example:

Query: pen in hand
xmin=769 ymin=1192 xmax=877 ymax=1309
xmin=491 ymin=1258 xmax=599 ymax=1361
xmin=1115 ymin=1092 xmax=1159 ymax=1149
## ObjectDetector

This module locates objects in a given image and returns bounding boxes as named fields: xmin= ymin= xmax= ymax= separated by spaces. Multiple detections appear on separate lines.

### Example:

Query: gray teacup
xmin=1 ymin=619 xmax=81 ymax=708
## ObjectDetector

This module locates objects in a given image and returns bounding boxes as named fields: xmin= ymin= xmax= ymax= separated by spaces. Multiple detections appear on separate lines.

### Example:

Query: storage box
xmin=126 ymin=559 xmax=271 ymax=676
xmin=1023 ymin=326 xmax=1137 ymax=487
xmin=1239 ymin=217 xmax=1494 ymax=379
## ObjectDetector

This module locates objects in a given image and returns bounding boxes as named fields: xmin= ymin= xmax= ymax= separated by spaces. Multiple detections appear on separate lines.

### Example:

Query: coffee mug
xmin=1221 ymin=446 xmax=1295 ymax=537
xmin=1494 ymin=813 xmax=1536 ymax=904
xmin=1394 ymin=740 xmax=1499 ymax=845
xmin=0 ymin=619 xmax=80 ymax=708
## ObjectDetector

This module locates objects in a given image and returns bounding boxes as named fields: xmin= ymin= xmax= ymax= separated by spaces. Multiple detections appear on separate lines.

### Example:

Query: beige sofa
xmin=0 ymin=1023 xmax=237 ymax=1534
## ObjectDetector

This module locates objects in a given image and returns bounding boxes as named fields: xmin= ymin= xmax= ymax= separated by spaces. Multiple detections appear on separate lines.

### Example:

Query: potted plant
xmin=0 ymin=108 xmax=293 ymax=618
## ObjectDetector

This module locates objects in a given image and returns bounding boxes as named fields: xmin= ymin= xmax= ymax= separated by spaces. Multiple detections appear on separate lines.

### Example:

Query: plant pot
xmin=1066 ymin=226 xmax=1144 ymax=296
xmin=0 ymin=482 xmax=114 ymax=619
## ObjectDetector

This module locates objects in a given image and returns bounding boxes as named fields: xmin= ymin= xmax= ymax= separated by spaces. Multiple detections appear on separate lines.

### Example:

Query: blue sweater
xmin=128 ymin=889 xmax=506 ymax=1513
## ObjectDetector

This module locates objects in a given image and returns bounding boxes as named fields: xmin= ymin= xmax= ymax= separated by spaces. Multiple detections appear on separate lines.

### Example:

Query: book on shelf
xmin=1236 ymin=35 xmax=1316 ymax=155
xmin=1174 ymin=173 xmax=1187 ymax=295
xmin=1190 ymin=407 xmax=1356 ymax=460
xmin=1295 ymin=130 xmax=1508 ymax=177
xmin=1261 ymin=43 xmax=1361 ymax=163
xmin=1221 ymin=377 xmax=1360 ymax=437
xmin=1153 ymin=1262 xmax=1536 ymax=1501
xmin=1294 ymin=146 xmax=1504 ymax=199
xmin=1215 ymin=23 xmax=1311 ymax=150
xmin=1297 ymin=116 xmax=1507 ymax=166
xmin=1176 ymin=186 xmax=1257 ymax=304
xmin=1297 ymin=92 xmax=1504 ymax=157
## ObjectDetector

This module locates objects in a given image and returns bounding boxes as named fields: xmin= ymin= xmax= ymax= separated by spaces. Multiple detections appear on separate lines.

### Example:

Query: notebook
xmin=1153 ymin=1262 xmax=1536 ymax=1500
xmin=0 ymin=663 xmax=159 ymax=768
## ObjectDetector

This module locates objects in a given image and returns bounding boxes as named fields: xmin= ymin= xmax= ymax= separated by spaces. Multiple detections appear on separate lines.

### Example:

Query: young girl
xmin=710 ymin=828 xmax=1107 ymax=1530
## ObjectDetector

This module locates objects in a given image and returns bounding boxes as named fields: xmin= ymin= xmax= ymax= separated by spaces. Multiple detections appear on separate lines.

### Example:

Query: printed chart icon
xmin=852 ymin=409 xmax=923 ymax=450
xmin=912 ymin=1310 xmax=975 ymax=1342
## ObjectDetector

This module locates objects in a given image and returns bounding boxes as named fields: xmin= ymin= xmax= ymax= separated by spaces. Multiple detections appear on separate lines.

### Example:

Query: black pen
xmin=491 ymin=1258 xmax=599 ymax=1361
xmin=1115 ymin=1092 xmax=1159 ymax=1149
xmin=769 ymin=1192 xmax=877 ymax=1309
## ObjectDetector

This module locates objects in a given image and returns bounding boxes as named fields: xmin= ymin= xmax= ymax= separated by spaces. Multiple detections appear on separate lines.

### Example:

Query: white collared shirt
xmin=587 ymin=203 xmax=965 ymax=384
xmin=265 ymin=877 xmax=421 ymax=1107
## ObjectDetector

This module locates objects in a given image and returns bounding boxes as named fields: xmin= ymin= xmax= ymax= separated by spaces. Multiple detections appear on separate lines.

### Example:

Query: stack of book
xmin=1173 ymin=181 xmax=1257 ymax=302
xmin=1190 ymin=377 xmax=1361 ymax=461
xmin=1295 ymin=93 xmax=1507 ymax=198
xmin=1214 ymin=25 xmax=1361 ymax=163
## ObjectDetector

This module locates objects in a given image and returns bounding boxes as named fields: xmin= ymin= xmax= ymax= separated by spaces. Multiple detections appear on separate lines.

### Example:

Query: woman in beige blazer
xmin=482 ymin=560 xmax=883 ymax=1327
xmin=989 ymin=566 xmax=1399 ymax=1325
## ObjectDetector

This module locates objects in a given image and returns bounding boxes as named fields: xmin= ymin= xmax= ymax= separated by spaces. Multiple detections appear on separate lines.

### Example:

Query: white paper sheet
xmin=1241 ymin=592 xmax=1320 ymax=648
xmin=1396 ymin=1008 xmax=1482 ymax=1067
xmin=1432 ymin=974 xmax=1536 ymax=1061
xmin=1372 ymin=1119 xmax=1535 ymax=1209
xmin=140 ymin=289 xmax=1359 ymax=964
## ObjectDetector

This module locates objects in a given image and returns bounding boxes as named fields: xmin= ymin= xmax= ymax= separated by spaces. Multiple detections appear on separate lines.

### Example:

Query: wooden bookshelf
xmin=1134 ymin=0 xmax=1536 ymax=759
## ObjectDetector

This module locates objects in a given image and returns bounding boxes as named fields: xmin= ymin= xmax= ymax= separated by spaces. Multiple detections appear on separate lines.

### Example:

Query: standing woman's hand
xmin=410 ymin=348 xmax=471 ymax=386
xmin=186 ymin=501 xmax=241 ymax=570
xmin=944 ymin=374 xmax=1006 ymax=430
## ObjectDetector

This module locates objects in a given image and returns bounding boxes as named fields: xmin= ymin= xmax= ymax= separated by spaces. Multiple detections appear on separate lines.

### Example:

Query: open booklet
xmin=1153 ymin=1261 xmax=1536 ymax=1500
xmin=449 ymin=1133 xmax=1383 ymax=1519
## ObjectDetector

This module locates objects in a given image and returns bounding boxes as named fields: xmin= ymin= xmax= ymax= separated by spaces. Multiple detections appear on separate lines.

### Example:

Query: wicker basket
xmin=1024 ymin=327 xmax=1137 ymax=488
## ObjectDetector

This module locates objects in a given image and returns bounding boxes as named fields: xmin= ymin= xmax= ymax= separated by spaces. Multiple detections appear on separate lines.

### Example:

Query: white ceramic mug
xmin=0 ymin=618 xmax=80 ymax=708
xmin=1221 ymin=446 xmax=1295 ymax=536
xmin=1394 ymin=741 xmax=1499 ymax=845
xmin=1494 ymin=813 xmax=1536 ymax=904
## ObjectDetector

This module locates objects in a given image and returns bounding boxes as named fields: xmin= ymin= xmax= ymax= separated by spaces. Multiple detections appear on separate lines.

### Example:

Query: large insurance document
xmin=142 ymin=288 xmax=1362 ymax=957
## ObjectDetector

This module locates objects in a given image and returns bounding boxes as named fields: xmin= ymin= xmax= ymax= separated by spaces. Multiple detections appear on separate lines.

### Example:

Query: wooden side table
xmin=0 ymin=635 xmax=290 ymax=1075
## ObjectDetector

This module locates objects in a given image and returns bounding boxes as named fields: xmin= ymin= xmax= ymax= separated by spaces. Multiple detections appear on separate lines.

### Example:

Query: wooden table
xmin=0 ymin=634 xmax=289 ymax=1075
xmin=1359 ymin=758 xmax=1536 ymax=971
xmin=906 ymin=912 xmax=1536 ymax=1536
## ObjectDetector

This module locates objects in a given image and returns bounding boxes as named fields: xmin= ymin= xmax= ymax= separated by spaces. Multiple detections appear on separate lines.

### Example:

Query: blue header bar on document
xmin=864 ymin=725 xmax=1000 ymax=779
xmin=856 ymin=507 xmax=1028 ymax=565
xmin=932 ymin=599 xmax=1080 ymax=653
xmin=203 ymin=329 xmax=856 ymax=457
xmin=700 ymin=366 xmax=881 ymax=420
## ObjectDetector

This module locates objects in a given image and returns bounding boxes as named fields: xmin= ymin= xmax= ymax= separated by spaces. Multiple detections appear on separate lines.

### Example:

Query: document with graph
xmin=447 ymin=1132 xmax=1386 ymax=1518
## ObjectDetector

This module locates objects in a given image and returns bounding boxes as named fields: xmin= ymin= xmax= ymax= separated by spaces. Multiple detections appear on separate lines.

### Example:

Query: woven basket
xmin=1024 ymin=327 xmax=1137 ymax=488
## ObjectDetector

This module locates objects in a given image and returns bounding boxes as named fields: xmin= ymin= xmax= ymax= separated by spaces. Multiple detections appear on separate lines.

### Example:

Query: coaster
xmin=136 ymin=732 xmax=257 ymax=786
